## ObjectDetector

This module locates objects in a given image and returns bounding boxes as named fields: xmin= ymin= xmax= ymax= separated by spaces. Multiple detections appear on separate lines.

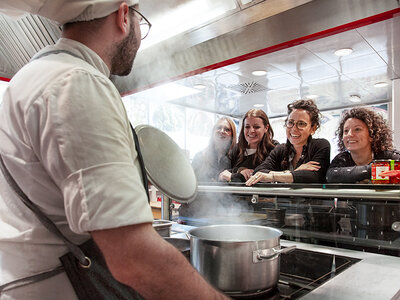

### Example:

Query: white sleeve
xmin=26 ymin=68 xmax=153 ymax=234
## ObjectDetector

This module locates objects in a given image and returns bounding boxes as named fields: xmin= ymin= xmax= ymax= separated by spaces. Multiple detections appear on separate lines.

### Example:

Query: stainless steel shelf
xmin=197 ymin=185 xmax=400 ymax=201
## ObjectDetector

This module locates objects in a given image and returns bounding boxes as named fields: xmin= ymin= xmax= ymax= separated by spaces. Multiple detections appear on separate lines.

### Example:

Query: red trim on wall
xmin=0 ymin=77 xmax=11 ymax=82
xmin=122 ymin=7 xmax=400 ymax=96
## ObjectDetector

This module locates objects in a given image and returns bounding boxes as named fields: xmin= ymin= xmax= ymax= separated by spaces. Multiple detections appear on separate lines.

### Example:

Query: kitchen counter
xmin=171 ymin=223 xmax=400 ymax=300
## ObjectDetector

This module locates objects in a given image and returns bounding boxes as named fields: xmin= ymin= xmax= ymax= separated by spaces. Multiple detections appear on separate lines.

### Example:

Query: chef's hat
xmin=0 ymin=0 xmax=139 ymax=25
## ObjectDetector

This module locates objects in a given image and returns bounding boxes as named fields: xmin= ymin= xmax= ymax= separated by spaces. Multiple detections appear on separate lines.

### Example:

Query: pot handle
xmin=254 ymin=245 xmax=296 ymax=262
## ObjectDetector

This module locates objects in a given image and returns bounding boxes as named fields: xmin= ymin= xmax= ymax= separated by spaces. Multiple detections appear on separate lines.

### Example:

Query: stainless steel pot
xmin=188 ymin=224 xmax=295 ymax=294
xmin=152 ymin=219 xmax=173 ymax=237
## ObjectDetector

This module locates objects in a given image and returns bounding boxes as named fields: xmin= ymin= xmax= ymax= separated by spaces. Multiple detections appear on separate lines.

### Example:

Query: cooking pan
xmin=188 ymin=224 xmax=295 ymax=294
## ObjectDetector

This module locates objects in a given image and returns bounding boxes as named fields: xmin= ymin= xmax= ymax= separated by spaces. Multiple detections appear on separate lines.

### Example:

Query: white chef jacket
xmin=0 ymin=38 xmax=154 ymax=299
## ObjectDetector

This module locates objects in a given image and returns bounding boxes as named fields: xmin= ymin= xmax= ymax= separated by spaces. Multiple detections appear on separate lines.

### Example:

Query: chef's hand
xmin=246 ymin=172 xmax=271 ymax=186
xmin=219 ymin=170 xmax=232 ymax=182
xmin=239 ymin=168 xmax=254 ymax=180
xmin=295 ymin=161 xmax=320 ymax=171
xmin=379 ymin=170 xmax=400 ymax=178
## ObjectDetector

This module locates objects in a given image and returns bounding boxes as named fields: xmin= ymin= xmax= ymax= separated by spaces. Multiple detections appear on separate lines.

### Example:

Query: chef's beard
xmin=110 ymin=20 xmax=140 ymax=76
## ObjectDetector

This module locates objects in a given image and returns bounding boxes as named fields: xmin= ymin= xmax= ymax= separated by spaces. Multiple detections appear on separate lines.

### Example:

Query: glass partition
xmin=172 ymin=183 xmax=400 ymax=257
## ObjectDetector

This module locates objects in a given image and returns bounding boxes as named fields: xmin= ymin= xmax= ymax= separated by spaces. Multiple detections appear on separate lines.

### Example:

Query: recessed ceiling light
xmin=251 ymin=70 xmax=267 ymax=76
xmin=334 ymin=48 xmax=353 ymax=56
xmin=374 ymin=82 xmax=388 ymax=88
xmin=193 ymin=84 xmax=206 ymax=89
xmin=253 ymin=104 xmax=264 ymax=108
xmin=349 ymin=94 xmax=361 ymax=103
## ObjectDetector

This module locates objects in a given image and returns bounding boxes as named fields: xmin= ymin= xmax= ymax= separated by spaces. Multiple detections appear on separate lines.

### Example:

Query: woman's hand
xmin=239 ymin=168 xmax=254 ymax=180
xmin=379 ymin=170 xmax=400 ymax=178
xmin=218 ymin=170 xmax=232 ymax=182
xmin=295 ymin=161 xmax=320 ymax=171
xmin=246 ymin=172 xmax=271 ymax=186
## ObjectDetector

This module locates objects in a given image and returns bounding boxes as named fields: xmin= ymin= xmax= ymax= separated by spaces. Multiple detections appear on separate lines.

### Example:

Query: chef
xmin=0 ymin=1 xmax=227 ymax=299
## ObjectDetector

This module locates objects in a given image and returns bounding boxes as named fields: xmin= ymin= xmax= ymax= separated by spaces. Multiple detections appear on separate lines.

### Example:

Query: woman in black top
xmin=247 ymin=99 xmax=330 ymax=185
xmin=326 ymin=107 xmax=400 ymax=183
xmin=178 ymin=117 xmax=237 ymax=222
xmin=219 ymin=109 xmax=277 ymax=182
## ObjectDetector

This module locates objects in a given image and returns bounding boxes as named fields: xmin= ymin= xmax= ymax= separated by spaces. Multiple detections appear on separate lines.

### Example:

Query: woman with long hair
xmin=247 ymin=99 xmax=330 ymax=185
xmin=178 ymin=117 xmax=237 ymax=223
xmin=326 ymin=107 xmax=400 ymax=183
xmin=219 ymin=109 xmax=277 ymax=182
xmin=191 ymin=117 xmax=237 ymax=182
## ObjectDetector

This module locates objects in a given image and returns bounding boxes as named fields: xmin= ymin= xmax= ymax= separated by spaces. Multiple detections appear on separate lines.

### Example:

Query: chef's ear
xmin=115 ymin=3 xmax=130 ymax=34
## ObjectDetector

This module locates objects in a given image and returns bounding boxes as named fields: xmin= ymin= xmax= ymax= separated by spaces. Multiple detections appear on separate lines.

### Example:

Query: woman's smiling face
xmin=342 ymin=118 xmax=372 ymax=153
xmin=244 ymin=116 xmax=268 ymax=149
xmin=286 ymin=109 xmax=315 ymax=148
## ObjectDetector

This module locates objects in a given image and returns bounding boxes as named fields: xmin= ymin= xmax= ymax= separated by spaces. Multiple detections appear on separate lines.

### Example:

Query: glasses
xmin=285 ymin=119 xmax=308 ymax=129
xmin=130 ymin=7 xmax=152 ymax=40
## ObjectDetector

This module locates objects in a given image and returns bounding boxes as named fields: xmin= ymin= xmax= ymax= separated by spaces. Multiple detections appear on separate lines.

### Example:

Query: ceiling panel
xmin=329 ymin=52 xmax=388 ymax=75
xmin=302 ymin=29 xmax=375 ymax=64
xmin=291 ymin=63 xmax=339 ymax=83
xmin=378 ymin=49 xmax=400 ymax=75
xmin=356 ymin=14 xmax=400 ymax=52
xmin=259 ymin=46 xmax=325 ymax=73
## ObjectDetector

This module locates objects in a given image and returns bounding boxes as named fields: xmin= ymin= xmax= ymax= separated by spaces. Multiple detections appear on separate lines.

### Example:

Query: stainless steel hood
xmin=0 ymin=0 xmax=399 ymax=109
xmin=112 ymin=0 xmax=400 ymax=95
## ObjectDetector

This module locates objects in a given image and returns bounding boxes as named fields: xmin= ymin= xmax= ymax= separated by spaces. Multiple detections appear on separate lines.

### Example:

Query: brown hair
xmin=336 ymin=107 xmax=393 ymax=153
xmin=236 ymin=109 xmax=275 ymax=166
xmin=285 ymin=99 xmax=321 ymax=130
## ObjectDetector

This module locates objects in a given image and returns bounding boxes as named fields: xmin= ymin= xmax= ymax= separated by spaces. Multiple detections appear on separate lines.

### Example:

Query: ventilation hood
xmin=0 ymin=0 xmax=399 ymax=104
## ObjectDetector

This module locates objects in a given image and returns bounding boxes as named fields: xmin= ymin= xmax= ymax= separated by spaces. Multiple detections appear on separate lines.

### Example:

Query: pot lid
xmin=135 ymin=125 xmax=197 ymax=203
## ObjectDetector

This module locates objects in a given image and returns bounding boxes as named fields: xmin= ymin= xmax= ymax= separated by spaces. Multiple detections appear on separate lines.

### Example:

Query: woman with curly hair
xmin=326 ymin=107 xmax=400 ymax=183
xmin=219 ymin=109 xmax=277 ymax=182
xmin=246 ymin=99 xmax=330 ymax=185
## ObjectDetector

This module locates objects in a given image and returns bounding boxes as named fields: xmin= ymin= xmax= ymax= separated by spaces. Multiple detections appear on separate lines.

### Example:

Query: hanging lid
xmin=135 ymin=124 xmax=197 ymax=203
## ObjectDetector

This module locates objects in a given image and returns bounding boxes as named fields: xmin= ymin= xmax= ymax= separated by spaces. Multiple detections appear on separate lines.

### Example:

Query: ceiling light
xmin=251 ymin=70 xmax=267 ymax=76
xmin=334 ymin=48 xmax=353 ymax=56
xmin=374 ymin=82 xmax=388 ymax=88
xmin=349 ymin=94 xmax=361 ymax=103
xmin=253 ymin=104 xmax=264 ymax=108
xmin=193 ymin=84 xmax=206 ymax=90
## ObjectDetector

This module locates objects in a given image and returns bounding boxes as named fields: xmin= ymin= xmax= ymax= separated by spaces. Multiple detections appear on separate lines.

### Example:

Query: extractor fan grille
xmin=228 ymin=81 xmax=267 ymax=94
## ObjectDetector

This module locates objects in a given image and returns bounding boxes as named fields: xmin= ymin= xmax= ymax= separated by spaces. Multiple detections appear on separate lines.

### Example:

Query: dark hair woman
xmin=326 ymin=107 xmax=400 ymax=183
xmin=219 ymin=109 xmax=277 ymax=182
xmin=247 ymin=99 xmax=330 ymax=185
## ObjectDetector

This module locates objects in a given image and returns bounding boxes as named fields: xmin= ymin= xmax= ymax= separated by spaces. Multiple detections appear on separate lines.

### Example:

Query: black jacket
xmin=254 ymin=138 xmax=331 ymax=183
xmin=326 ymin=150 xmax=400 ymax=183
xmin=229 ymin=140 xmax=278 ymax=182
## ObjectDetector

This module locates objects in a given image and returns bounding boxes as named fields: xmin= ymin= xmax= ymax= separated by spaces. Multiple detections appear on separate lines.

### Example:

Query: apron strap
xmin=0 ymin=155 xmax=88 ymax=265
xmin=0 ymin=266 xmax=64 ymax=293
xmin=0 ymin=49 xmax=151 ymax=292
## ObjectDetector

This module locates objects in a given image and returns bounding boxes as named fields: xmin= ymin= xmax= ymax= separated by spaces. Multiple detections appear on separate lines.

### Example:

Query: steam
xmin=180 ymin=191 xmax=256 ymax=226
